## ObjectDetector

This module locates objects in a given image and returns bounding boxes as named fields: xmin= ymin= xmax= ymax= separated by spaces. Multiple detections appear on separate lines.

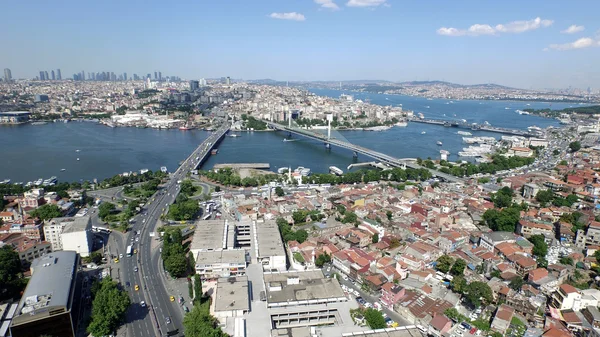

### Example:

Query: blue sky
xmin=2 ymin=0 xmax=599 ymax=89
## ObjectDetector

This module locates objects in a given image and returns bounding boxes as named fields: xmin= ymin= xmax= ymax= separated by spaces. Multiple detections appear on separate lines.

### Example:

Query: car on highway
xmin=140 ymin=301 xmax=146 ymax=308
xmin=134 ymin=266 xmax=138 ymax=272
xmin=119 ymin=253 xmax=123 ymax=259
xmin=170 ymin=296 xmax=175 ymax=302
xmin=135 ymin=284 xmax=139 ymax=291
xmin=126 ymin=281 xmax=131 ymax=287
xmin=166 ymin=317 xmax=171 ymax=324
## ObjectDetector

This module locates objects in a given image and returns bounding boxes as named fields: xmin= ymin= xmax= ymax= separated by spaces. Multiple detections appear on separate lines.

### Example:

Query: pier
xmin=347 ymin=161 xmax=392 ymax=171
xmin=409 ymin=118 xmax=540 ymax=137
xmin=213 ymin=163 xmax=271 ymax=170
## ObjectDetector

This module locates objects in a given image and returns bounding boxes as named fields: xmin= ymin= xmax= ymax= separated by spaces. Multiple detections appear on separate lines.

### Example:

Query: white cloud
xmin=561 ymin=25 xmax=585 ymax=34
xmin=315 ymin=0 xmax=339 ymax=10
xmin=547 ymin=37 xmax=599 ymax=51
xmin=495 ymin=17 xmax=553 ymax=33
xmin=437 ymin=17 xmax=553 ymax=37
xmin=346 ymin=0 xmax=387 ymax=7
xmin=269 ymin=12 xmax=306 ymax=21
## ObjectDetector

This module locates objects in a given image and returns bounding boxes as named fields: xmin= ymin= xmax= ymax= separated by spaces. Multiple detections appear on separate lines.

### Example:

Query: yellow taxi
xmin=114 ymin=258 xmax=119 ymax=263
xmin=169 ymin=296 xmax=175 ymax=302
xmin=135 ymin=285 xmax=139 ymax=291
xmin=134 ymin=249 xmax=137 ymax=254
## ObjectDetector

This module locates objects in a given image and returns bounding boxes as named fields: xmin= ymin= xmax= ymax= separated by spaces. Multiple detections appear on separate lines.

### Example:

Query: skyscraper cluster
xmin=38 ymin=69 xmax=62 ymax=81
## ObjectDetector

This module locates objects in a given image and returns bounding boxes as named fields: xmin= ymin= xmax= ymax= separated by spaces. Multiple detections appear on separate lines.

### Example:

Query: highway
xmin=106 ymin=120 xmax=230 ymax=337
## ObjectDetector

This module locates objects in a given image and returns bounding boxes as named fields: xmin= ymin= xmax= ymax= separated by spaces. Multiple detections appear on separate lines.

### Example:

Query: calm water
xmin=0 ymin=93 xmax=574 ymax=183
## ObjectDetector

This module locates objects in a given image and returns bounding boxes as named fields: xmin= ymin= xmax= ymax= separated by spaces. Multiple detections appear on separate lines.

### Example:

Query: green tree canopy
xmin=0 ymin=246 xmax=25 ymax=300
xmin=450 ymin=258 xmax=467 ymax=277
xmin=436 ymin=255 xmax=454 ymax=274
xmin=364 ymin=308 xmax=386 ymax=329
xmin=372 ymin=233 xmax=379 ymax=243
xmin=509 ymin=277 xmax=524 ymax=291
xmin=529 ymin=234 xmax=548 ymax=259
xmin=275 ymin=186 xmax=284 ymax=197
xmin=569 ymin=141 xmax=581 ymax=152
xmin=465 ymin=281 xmax=493 ymax=307
xmin=491 ymin=187 xmax=514 ymax=208
xmin=30 ymin=204 xmax=62 ymax=220
xmin=87 ymin=278 xmax=130 ymax=337
xmin=535 ymin=190 xmax=555 ymax=205
xmin=98 ymin=202 xmax=116 ymax=220
xmin=450 ymin=276 xmax=468 ymax=295
xmin=483 ymin=206 xmax=521 ymax=232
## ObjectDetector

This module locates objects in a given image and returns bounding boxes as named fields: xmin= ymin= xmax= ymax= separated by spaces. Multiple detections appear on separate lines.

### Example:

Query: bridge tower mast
xmin=326 ymin=114 xmax=333 ymax=140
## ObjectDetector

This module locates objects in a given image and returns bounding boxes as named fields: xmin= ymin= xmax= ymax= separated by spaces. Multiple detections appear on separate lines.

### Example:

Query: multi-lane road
xmin=102 ymin=121 xmax=230 ymax=337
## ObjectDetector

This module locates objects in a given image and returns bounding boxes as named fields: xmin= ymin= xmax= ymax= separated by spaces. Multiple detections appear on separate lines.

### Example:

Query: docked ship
xmin=0 ymin=179 xmax=10 ymax=184
xmin=277 ymin=167 xmax=289 ymax=174
xmin=294 ymin=166 xmax=311 ymax=176
xmin=457 ymin=131 xmax=472 ymax=136
xmin=160 ymin=166 xmax=168 ymax=173
xmin=329 ymin=166 xmax=343 ymax=176
xmin=417 ymin=113 xmax=425 ymax=119
xmin=179 ymin=123 xmax=194 ymax=130
xmin=395 ymin=121 xmax=408 ymax=127
xmin=528 ymin=125 xmax=542 ymax=132
xmin=30 ymin=121 xmax=47 ymax=125
xmin=42 ymin=176 xmax=58 ymax=186
xmin=211 ymin=149 xmax=218 ymax=155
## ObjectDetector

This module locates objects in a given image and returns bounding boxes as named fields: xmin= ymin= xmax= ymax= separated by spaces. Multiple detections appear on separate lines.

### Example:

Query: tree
xmin=194 ymin=274 xmax=203 ymax=301
xmin=183 ymin=301 xmax=228 ymax=337
xmin=292 ymin=210 xmax=308 ymax=224
xmin=87 ymin=278 xmax=130 ymax=337
xmin=444 ymin=308 xmax=463 ymax=322
xmin=529 ymin=234 xmax=548 ymax=259
xmin=0 ymin=246 xmax=24 ymax=300
xmin=465 ymin=281 xmax=493 ymax=307
xmin=30 ymin=204 xmax=62 ymax=220
xmin=372 ymin=233 xmax=379 ymax=243
xmin=180 ymin=179 xmax=197 ymax=196
xmin=436 ymin=255 xmax=454 ymax=274
xmin=535 ymin=190 xmax=554 ymax=205
xmin=509 ymin=277 xmax=524 ymax=291
xmin=450 ymin=276 xmax=468 ymax=295
xmin=98 ymin=202 xmax=116 ymax=220
xmin=315 ymin=253 xmax=331 ymax=268
xmin=386 ymin=210 xmax=393 ymax=221
xmin=275 ymin=186 xmax=284 ymax=197
xmin=483 ymin=206 xmax=521 ymax=232
xmin=559 ymin=256 xmax=574 ymax=265
xmin=450 ymin=258 xmax=467 ymax=277
xmin=491 ymin=187 xmax=514 ymax=208
xmin=342 ymin=211 xmax=358 ymax=224
xmin=364 ymin=308 xmax=386 ymax=329
xmin=569 ymin=141 xmax=581 ymax=152
xmin=84 ymin=251 xmax=103 ymax=264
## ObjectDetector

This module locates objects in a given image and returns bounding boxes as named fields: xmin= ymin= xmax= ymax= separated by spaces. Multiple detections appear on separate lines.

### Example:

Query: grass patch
xmin=293 ymin=252 xmax=305 ymax=263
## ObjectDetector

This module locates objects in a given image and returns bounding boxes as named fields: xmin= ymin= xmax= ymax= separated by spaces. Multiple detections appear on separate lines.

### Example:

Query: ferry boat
xmin=43 ymin=176 xmax=58 ymax=186
xmin=34 ymin=178 xmax=43 ymax=186
xmin=417 ymin=113 xmax=425 ymax=119
xmin=294 ymin=166 xmax=311 ymax=176
xmin=436 ymin=141 xmax=443 ymax=146
xmin=179 ymin=123 xmax=194 ymax=130
xmin=457 ymin=131 xmax=472 ymax=136
xmin=211 ymin=149 xmax=218 ymax=155
xmin=329 ymin=166 xmax=343 ymax=176
xmin=1 ymin=179 xmax=10 ymax=184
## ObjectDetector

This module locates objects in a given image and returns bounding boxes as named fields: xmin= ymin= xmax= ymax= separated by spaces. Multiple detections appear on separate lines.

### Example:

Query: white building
xmin=43 ymin=216 xmax=93 ymax=257
xmin=254 ymin=220 xmax=286 ymax=272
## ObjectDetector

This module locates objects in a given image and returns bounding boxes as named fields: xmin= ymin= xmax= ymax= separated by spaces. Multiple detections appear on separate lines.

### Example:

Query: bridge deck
xmin=213 ymin=163 xmax=270 ymax=169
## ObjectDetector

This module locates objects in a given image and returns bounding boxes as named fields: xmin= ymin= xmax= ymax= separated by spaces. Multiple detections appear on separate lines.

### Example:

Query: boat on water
xmin=329 ymin=166 xmax=344 ymax=176
xmin=43 ymin=176 xmax=58 ymax=186
xmin=283 ymin=138 xmax=298 ymax=142
xmin=294 ymin=166 xmax=311 ymax=176
xmin=425 ymin=106 xmax=430 ymax=108
xmin=179 ymin=123 xmax=195 ymax=130
xmin=528 ymin=125 xmax=542 ymax=132
xmin=515 ymin=110 xmax=529 ymax=115
xmin=457 ymin=131 xmax=472 ymax=136
xmin=504 ymin=107 xmax=511 ymax=110
xmin=395 ymin=121 xmax=408 ymax=127
xmin=1 ymin=179 xmax=10 ymax=184
xmin=228 ymin=134 xmax=240 ymax=138
xmin=105 ymin=122 xmax=116 ymax=128
xmin=160 ymin=166 xmax=168 ymax=173
xmin=483 ymin=121 xmax=490 ymax=126
xmin=417 ymin=113 xmax=425 ymax=119
xmin=211 ymin=149 xmax=218 ymax=155
xmin=77 ymin=158 xmax=80 ymax=161
xmin=421 ymin=131 xmax=426 ymax=134
xmin=31 ymin=121 xmax=47 ymax=125
xmin=76 ymin=149 xmax=80 ymax=152
xmin=436 ymin=141 xmax=443 ymax=146
xmin=34 ymin=178 xmax=43 ymax=186
xmin=60 ymin=168 xmax=66 ymax=172
xmin=277 ymin=167 xmax=289 ymax=174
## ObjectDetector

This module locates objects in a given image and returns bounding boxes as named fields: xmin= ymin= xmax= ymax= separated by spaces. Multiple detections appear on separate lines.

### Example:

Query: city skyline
xmin=1 ymin=0 xmax=599 ymax=89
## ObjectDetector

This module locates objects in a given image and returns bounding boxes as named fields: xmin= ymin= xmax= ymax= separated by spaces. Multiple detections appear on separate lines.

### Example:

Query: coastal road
xmin=116 ymin=121 xmax=230 ymax=337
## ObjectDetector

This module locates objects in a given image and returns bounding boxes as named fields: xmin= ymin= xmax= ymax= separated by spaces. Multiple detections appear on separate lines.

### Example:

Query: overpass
xmin=263 ymin=120 xmax=465 ymax=184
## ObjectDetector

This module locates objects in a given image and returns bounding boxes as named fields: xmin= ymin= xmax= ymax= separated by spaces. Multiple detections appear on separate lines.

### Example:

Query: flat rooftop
xmin=191 ymin=220 xmax=228 ymax=251
xmin=255 ymin=220 xmax=286 ymax=258
xmin=196 ymin=249 xmax=246 ymax=266
xmin=62 ymin=216 xmax=90 ymax=234
xmin=12 ymin=251 xmax=78 ymax=326
xmin=214 ymin=276 xmax=250 ymax=313
xmin=264 ymin=270 xmax=345 ymax=305
xmin=272 ymin=326 xmax=426 ymax=337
